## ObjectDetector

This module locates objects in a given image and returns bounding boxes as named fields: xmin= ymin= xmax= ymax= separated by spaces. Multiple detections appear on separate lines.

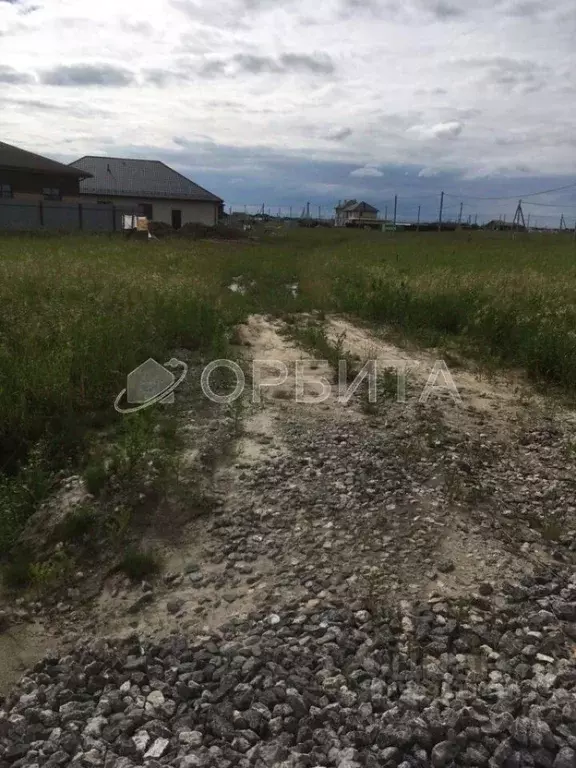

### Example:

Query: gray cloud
xmin=143 ymin=69 xmax=173 ymax=86
xmin=1 ymin=96 xmax=111 ymax=117
xmin=502 ymin=0 xmax=544 ymax=16
xmin=338 ymin=0 xmax=386 ymax=19
xmin=199 ymin=60 xmax=228 ymax=78
xmin=143 ymin=67 xmax=194 ymax=86
xmin=199 ymin=52 xmax=335 ymax=78
xmin=415 ymin=87 xmax=448 ymax=95
xmin=170 ymin=0 xmax=250 ymax=29
xmin=280 ymin=53 xmax=334 ymax=74
xmin=233 ymin=54 xmax=282 ymax=74
xmin=0 ymin=65 xmax=32 ymax=84
xmin=40 ymin=63 xmax=134 ymax=87
xmin=458 ymin=56 xmax=551 ymax=94
xmin=428 ymin=0 xmax=464 ymax=18
xmin=121 ymin=20 xmax=154 ymax=35
xmin=172 ymin=0 xmax=299 ymax=26
xmin=325 ymin=127 xmax=353 ymax=141
xmin=2 ymin=97 xmax=66 ymax=112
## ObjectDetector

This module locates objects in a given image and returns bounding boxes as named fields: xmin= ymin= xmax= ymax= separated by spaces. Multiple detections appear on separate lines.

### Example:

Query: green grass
xmin=1 ymin=228 xmax=576 ymax=554
xmin=118 ymin=547 xmax=162 ymax=581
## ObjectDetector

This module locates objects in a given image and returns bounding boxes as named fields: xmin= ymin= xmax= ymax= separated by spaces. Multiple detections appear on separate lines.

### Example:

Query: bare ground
xmin=2 ymin=313 xmax=576 ymax=695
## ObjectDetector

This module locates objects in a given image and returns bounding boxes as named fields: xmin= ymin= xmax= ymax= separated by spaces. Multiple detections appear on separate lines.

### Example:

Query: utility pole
xmin=474 ymin=213 xmax=478 ymax=226
xmin=527 ymin=214 xmax=531 ymax=231
xmin=393 ymin=195 xmax=398 ymax=231
xmin=458 ymin=201 xmax=463 ymax=226
xmin=306 ymin=201 xmax=310 ymax=218
xmin=244 ymin=204 xmax=247 ymax=214
xmin=438 ymin=192 xmax=444 ymax=232
xmin=416 ymin=205 xmax=421 ymax=232
xmin=511 ymin=200 xmax=525 ymax=237
xmin=573 ymin=220 xmax=576 ymax=241
xmin=512 ymin=199 xmax=526 ymax=232
xmin=318 ymin=205 xmax=321 ymax=219
xmin=384 ymin=205 xmax=388 ymax=227
xmin=560 ymin=214 xmax=567 ymax=230
xmin=289 ymin=206 xmax=292 ymax=219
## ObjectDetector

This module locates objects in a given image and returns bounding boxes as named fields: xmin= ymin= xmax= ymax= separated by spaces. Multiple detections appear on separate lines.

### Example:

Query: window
xmin=43 ymin=188 xmax=61 ymax=201
xmin=137 ymin=203 xmax=153 ymax=219
xmin=0 ymin=184 xmax=12 ymax=198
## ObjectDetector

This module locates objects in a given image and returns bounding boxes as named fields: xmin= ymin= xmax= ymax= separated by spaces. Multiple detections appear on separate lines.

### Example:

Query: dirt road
xmin=2 ymin=314 xmax=576 ymax=694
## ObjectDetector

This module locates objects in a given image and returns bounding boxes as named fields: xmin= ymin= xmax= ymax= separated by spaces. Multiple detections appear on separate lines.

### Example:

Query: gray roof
xmin=336 ymin=199 xmax=357 ymax=211
xmin=70 ymin=156 xmax=222 ymax=202
xmin=336 ymin=199 xmax=379 ymax=213
xmin=0 ymin=140 xmax=91 ymax=178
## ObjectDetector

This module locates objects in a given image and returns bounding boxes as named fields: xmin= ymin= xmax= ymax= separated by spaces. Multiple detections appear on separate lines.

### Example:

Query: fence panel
xmin=82 ymin=203 xmax=116 ymax=232
xmin=0 ymin=199 xmax=137 ymax=232
xmin=43 ymin=201 xmax=81 ymax=230
xmin=0 ymin=199 xmax=40 ymax=230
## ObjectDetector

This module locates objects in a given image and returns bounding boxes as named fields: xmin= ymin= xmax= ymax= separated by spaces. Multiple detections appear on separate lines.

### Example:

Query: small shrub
xmin=57 ymin=505 xmax=97 ymax=543
xmin=84 ymin=460 xmax=109 ymax=496
xmin=104 ymin=505 xmax=132 ymax=540
xmin=2 ymin=558 xmax=33 ymax=590
xmin=118 ymin=548 xmax=162 ymax=581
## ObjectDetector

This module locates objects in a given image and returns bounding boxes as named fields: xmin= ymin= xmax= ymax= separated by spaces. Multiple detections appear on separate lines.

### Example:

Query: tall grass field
xmin=0 ymin=228 xmax=575 ymax=551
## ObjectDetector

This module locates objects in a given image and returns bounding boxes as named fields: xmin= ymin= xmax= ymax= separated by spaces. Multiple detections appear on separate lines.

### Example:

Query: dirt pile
xmin=148 ymin=222 xmax=250 ymax=240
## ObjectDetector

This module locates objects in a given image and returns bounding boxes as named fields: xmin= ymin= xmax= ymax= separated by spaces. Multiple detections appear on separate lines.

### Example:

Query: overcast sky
xmin=1 ymin=0 xmax=575 ymax=223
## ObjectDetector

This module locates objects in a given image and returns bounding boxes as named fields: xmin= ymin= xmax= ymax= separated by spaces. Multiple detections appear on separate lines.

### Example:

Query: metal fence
xmin=0 ymin=198 xmax=137 ymax=232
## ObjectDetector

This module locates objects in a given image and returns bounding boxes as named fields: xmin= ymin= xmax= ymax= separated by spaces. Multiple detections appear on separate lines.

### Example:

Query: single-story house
xmin=70 ymin=156 xmax=223 ymax=228
xmin=335 ymin=199 xmax=379 ymax=228
xmin=0 ymin=140 xmax=91 ymax=202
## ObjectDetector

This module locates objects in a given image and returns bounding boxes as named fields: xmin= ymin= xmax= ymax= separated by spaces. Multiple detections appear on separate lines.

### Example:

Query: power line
xmin=523 ymin=200 xmax=576 ymax=209
xmin=443 ymin=180 xmax=576 ymax=202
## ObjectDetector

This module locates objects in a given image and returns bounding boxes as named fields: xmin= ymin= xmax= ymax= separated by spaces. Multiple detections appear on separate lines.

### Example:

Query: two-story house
xmin=335 ymin=199 xmax=379 ymax=228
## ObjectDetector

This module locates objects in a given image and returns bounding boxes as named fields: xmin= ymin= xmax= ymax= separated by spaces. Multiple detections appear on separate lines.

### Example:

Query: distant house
xmin=335 ymin=199 xmax=379 ymax=228
xmin=0 ymin=140 xmax=91 ymax=202
xmin=70 ymin=156 xmax=223 ymax=229
xmin=484 ymin=219 xmax=524 ymax=232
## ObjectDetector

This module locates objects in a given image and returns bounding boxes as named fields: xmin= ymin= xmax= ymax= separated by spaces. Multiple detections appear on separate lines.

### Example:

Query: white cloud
xmin=350 ymin=165 xmax=383 ymax=177
xmin=408 ymin=121 xmax=464 ymax=140
xmin=0 ymin=0 xmax=575 ymax=184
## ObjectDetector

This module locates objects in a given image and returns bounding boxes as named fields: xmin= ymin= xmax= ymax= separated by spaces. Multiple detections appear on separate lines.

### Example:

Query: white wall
xmin=80 ymin=195 xmax=220 ymax=226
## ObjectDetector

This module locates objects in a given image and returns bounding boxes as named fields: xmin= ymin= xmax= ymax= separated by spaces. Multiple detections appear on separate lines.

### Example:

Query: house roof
xmin=336 ymin=199 xmax=357 ymax=211
xmin=0 ymin=140 xmax=91 ymax=178
xmin=347 ymin=201 xmax=379 ymax=213
xmin=336 ymin=199 xmax=379 ymax=214
xmin=70 ymin=156 xmax=222 ymax=202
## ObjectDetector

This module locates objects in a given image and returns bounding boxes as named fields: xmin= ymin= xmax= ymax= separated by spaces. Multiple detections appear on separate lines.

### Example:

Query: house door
xmin=137 ymin=203 xmax=153 ymax=220
xmin=171 ymin=209 xmax=182 ymax=230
